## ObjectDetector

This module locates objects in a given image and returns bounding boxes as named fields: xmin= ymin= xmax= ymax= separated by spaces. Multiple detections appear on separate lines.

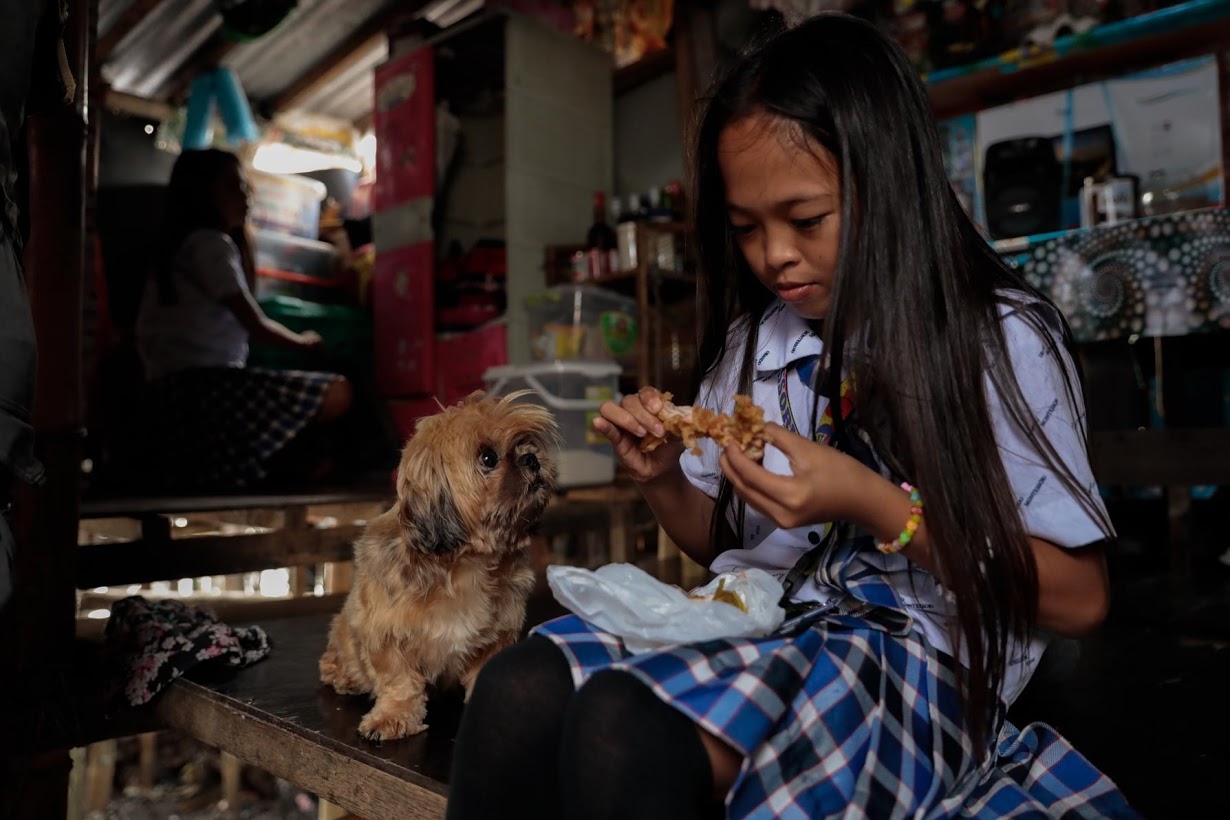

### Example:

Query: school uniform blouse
xmin=680 ymin=297 xmax=1110 ymax=704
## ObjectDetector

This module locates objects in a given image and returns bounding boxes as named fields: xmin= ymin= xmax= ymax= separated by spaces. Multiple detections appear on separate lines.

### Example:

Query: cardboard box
xmin=373 ymin=242 xmax=435 ymax=396
xmin=373 ymin=47 xmax=435 ymax=211
xmin=388 ymin=396 xmax=441 ymax=443
xmin=436 ymin=321 xmax=508 ymax=406
xmin=975 ymin=55 xmax=1223 ymax=237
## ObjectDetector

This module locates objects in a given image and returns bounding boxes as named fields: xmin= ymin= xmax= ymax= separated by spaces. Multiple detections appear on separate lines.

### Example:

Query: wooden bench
xmin=55 ymin=482 xmax=662 ymax=816
xmin=147 ymin=560 xmax=681 ymax=819
xmin=156 ymin=612 xmax=456 ymax=819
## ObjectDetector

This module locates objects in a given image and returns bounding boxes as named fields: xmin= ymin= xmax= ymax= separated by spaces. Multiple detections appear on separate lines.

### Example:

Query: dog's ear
xmin=399 ymin=487 xmax=467 ymax=555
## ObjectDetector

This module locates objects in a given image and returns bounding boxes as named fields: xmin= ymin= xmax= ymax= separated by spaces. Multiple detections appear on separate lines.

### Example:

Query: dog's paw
xmin=329 ymin=678 xmax=367 ymax=696
xmin=358 ymin=709 xmax=428 ymax=742
xmin=319 ymin=655 xmax=343 ymax=685
xmin=320 ymin=669 xmax=364 ymax=695
xmin=321 ymin=653 xmax=369 ymax=695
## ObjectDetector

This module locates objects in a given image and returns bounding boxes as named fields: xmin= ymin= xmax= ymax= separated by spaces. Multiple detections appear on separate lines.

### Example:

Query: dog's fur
xmin=319 ymin=391 xmax=558 ymax=741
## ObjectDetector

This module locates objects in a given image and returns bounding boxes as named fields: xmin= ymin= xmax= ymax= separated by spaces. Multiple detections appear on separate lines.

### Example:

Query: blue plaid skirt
xmin=143 ymin=366 xmax=339 ymax=490
xmin=533 ymin=601 xmax=1138 ymax=819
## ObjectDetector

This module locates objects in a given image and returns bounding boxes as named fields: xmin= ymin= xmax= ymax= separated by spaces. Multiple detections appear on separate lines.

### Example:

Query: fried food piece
xmin=686 ymin=577 xmax=750 ymax=612
xmin=640 ymin=393 xmax=766 ymax=462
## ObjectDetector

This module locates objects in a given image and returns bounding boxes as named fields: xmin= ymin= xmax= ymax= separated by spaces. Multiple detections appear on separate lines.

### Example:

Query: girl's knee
xmin=317 ymin=377 xmax=353 ymax=422
xmin=469 ymin=636 xmax=573 ymax=715
xmin=567 ymin=669 xmax=657 ymax=739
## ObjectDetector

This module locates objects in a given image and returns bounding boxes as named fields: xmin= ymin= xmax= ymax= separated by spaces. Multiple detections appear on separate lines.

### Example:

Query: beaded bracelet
xmin=876 ymin=482 xmax=923 ymax=555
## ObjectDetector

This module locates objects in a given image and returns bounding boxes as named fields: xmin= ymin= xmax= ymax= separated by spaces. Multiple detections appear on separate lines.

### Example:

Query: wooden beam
xmin=614 ymin=46 xmax=675 ymax=96
xmin=76 ymin=525 xmax=362 ymax=588
xmin=1089 ymin=428 xmax=1230 ymax=487
xmin=103 ymin=88 xmax=174 ymax=121
xmin=97 ymin=0 xmax=165 ymax=62
xmin=271 ymin=31 xmax=386 ymax=114
xmin=81 ymin=488 xmax=391 ymax=518
xmin=270 ymin=1 xmax=437 ymax=116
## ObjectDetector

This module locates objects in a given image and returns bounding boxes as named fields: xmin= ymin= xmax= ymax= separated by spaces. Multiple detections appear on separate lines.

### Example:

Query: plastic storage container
xmin=253 ymin=228 xmax=338 ymax=278
xmin=248 ymin=171 xmax=327 ymax=239
xmin=255 ymin=269 xmax=347 ymax=305
xmin=525 ymin=285 xmax=637 ymax=364
xmin=484 ymin=361 xmax=621 ymax=488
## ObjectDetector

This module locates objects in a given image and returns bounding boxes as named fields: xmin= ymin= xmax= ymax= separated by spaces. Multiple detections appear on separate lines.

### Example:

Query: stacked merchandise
xmin=936 ymin=53 xmax=1224 ymax=243
xmin=371 ymin=46 xmax=510 ymax=442
xmin=246 ymin=170 xmax=374 ymax=374
xmin=485 ymin=277 xmax=638 ymax=489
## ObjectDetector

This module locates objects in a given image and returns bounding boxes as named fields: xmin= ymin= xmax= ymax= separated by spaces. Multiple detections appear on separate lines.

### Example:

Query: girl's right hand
xmin=298 ymin=330 xmax=325 ymax=351
xmin=592 ymin=386 xmax=684 ymax=485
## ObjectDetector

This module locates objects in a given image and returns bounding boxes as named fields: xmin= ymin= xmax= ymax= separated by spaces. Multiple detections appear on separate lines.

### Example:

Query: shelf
xmin=990 ymin=204 xmax=1226 ymax=257
xmin=926 ymin=0 xmax=1230 ymax=118
xmin=614 ymin=46 xmax=676 ymax=95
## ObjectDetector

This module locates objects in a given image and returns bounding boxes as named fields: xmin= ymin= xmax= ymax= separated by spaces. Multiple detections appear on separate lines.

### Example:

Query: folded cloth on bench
xmin=105 ymin=596 xmax=272 ymax=706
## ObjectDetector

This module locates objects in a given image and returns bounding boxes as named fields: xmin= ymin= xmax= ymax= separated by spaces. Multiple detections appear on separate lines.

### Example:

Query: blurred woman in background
xmin=136 ymin=148 xmax=351 ymax=491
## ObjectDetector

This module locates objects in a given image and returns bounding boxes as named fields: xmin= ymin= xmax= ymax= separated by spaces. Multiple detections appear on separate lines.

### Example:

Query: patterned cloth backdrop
xmin=1009 ymin=207 xmax=1230 ymax=342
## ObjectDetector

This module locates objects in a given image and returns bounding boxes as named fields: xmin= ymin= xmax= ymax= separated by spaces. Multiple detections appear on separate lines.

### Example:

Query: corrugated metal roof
xmin=102 ymin=0 xmax=221 ymax=99
xmin=99 ymin=0 xmax=139 ymax=40
xmin=99 ymin=0 xmax=405 ymax=121
xmin=223 ymin=0 xmax=390 ymax=100
xmin=289 ymin=36 xmax=389 ymax=124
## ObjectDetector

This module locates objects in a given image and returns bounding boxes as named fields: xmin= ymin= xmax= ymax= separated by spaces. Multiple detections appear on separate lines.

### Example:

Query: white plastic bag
xmin=546 ymin=563 xmax=786 ymax=653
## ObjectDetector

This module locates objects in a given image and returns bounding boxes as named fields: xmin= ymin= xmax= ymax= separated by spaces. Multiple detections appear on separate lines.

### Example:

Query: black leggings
xmin=445 ymin=636 xmax=718 ymax=820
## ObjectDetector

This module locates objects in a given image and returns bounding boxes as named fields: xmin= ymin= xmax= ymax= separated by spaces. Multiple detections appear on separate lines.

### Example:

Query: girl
xmin=446 ymin=14 xmax=1136 ymax=819
xmin=136 ymin=149 xmax=352 ymax=491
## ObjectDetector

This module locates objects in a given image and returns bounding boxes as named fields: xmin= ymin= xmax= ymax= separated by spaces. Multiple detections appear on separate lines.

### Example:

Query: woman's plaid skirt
xmin=142 ymin=365 xmax=339 ymax=490
xmin=533 ymin=600 xmax=1137 ymax=819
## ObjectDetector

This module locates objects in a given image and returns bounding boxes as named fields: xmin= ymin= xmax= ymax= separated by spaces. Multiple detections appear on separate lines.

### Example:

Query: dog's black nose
xmin=518 ymin=452 xmax=540 ymax=473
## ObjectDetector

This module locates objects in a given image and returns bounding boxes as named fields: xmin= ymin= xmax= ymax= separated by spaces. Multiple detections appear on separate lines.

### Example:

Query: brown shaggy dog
xmin=319 ymin=392 xmax=558 ymax=741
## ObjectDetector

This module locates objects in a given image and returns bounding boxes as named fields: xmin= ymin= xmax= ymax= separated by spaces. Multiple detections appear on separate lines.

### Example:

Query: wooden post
xmin=83 ymin=740 xmax=117 ymax=813
xmin=284 ymin=507 xmax=313 ymax=596
xmin=671 ymin=0 xmax=718 ymax=161
xmin=66 ymin=747 xmax=87 ymax=820
xmin=220 ymin=751 xmax=242 ymax=813
xmin=608 ymin=502 xmax=631 ymax=564
xmin=657 ymin=525 xmax=680 ymax=563
xmin=1153 ymin=337 xmax=1192 ymax=587
xmin=136 ymin=732 xmax=159 ymax=790
xmin=0 ymin=0 xmax=93 ymax=817
xmin=324 ymin=561 xmax=354 ymax=594
xmin=318 ymin=800 xmax=352 ymax=820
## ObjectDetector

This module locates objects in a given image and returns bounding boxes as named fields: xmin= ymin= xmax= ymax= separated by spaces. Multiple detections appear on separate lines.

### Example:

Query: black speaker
xmin=983 ymin=137 xmax=1062 ymax=240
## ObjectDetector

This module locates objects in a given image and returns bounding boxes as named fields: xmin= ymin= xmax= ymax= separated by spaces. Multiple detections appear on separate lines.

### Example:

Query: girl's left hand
xmin=720 ymin=423 xmax=874 ymax=530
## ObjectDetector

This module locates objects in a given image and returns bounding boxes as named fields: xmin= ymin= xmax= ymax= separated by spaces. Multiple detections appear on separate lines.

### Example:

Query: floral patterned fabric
xmin=104 ymin=596 xmax=273 ymax=706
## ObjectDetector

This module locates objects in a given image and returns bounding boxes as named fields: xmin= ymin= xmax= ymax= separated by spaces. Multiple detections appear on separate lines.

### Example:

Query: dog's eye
xmin=479 ymin=447 xmax=500 ymax=471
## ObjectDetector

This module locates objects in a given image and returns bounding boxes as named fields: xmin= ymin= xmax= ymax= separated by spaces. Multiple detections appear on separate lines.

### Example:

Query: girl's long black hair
xmin=155 ymin=149 xmax=256 ymax=305
xmin=691 ymin=12 xmax=1112 ymax=751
